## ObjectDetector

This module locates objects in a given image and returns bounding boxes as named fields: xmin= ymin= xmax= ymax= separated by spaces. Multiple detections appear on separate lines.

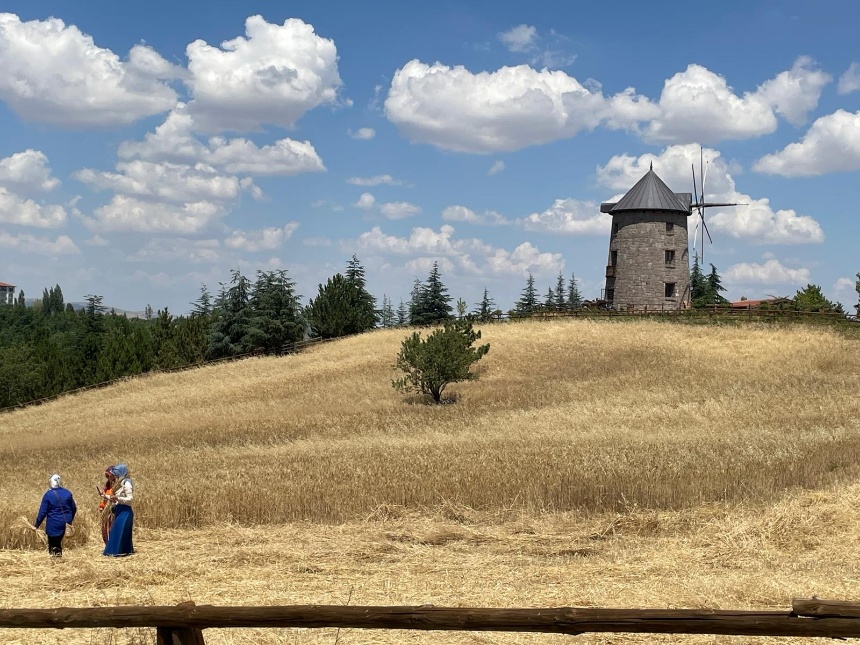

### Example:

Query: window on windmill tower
xmin=666 ymin=222 xmax=675 ymax=233
xmin=664 ymin=249 xmax=675 ymax=265
xmin=665 ymin=282 xmax=676 ymax=298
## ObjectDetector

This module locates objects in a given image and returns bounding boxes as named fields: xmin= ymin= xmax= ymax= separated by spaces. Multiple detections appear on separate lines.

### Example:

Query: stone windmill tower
xmin=600 ymin=164 xmax=693 ymax=311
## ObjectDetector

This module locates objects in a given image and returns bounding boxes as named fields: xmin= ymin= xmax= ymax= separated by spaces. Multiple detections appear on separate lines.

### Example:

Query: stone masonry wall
xmin=604 ymin=211 xmax=690 ymax=311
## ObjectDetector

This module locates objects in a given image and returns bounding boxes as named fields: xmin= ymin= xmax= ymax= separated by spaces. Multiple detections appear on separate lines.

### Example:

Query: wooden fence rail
xmin=2 ymin=599 xmax=860 ymax=643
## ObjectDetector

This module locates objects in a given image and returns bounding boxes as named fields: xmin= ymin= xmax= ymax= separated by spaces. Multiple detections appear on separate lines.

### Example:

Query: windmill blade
xmin=701 ymin=215 xmax=713 ymax=244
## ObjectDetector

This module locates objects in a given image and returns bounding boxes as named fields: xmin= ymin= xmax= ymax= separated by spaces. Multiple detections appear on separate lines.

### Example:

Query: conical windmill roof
xmin=608 ymin=168 xmax=690 ymax=214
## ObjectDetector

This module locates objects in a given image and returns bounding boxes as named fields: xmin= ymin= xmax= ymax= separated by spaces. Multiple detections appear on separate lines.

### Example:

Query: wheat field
xmin=1 ymin=318 xmax=859 ymax=644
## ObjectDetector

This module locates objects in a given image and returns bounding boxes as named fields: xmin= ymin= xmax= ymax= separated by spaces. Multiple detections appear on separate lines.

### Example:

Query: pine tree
xmin=705 ymin=263 xmax=729 ymax=306
xmin=543 ymin=287 xmax=555 ymax=309
xmin=144 ymin=304 xmax=153 ymax=320
xmin=345 ymin=254 xmax=378 ymax=331
xmin=567 ymin=274 xmax=582 ymax=310
xmin=247 ymin=269 xmax=304 ymax=352
xmin=207 ymin=270 xmax=253 ymax=358
xmin=555 ymin=272 xmax=566 ymax=310
xmin=456 ymin=297 xmax=468 ymax=319
xmin=380 ymin=295 xmax=396 ymax=328
xmin=306 ymin=273 xmax=365 ymax=339
xmin=793 ymin=284 xmax=843 ymax=313
xmin=515 ymin=273 xmax=538 ymax=315
xmin=408 ymin=278 xmax=424 ymax=326
xmin=474 ymin=287 xmax=496 ymax=322
xmin=411 ymin=262 xmax=453 ymax=326
xmin=397 ymin=299 xmax=408 ymax=326
xmin=854 ymin=273 xmax=860 ymax=316
xmin=690 ymin=259 xmax=708 ymax=307
xmin=191 ymin=284 xmax=213 ymax=317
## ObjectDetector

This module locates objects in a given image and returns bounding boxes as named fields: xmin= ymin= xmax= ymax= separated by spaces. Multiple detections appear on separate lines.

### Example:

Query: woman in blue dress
xmin=102 ymin=464 xmax=134 ymax=557
xmin=31 ymin=473 xmax=77 ymax=557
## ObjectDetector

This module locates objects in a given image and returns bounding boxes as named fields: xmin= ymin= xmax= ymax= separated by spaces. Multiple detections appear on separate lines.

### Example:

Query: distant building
xmin=600 ymin=166 xmax=692 ymax=311
xmin=0 ymin=281 xmax=15 ymax=305
xmin=730 ymin=298 xmax=792 ymax=309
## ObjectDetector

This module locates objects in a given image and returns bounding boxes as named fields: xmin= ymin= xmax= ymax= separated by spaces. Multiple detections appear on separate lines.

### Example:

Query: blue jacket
xmin=35 ymin=487 xmax=77 ymax=537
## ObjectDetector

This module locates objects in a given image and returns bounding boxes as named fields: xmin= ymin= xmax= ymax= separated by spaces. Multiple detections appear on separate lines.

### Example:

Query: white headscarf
xmin=48 ymin=474 xmax=61 ymax=489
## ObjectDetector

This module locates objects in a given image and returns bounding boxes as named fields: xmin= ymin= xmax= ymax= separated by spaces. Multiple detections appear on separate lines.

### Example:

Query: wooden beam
xmin=3 ymin=605 xmax=860 ymax=637
xmin=793 ymin=598 xmax=860 ymax=618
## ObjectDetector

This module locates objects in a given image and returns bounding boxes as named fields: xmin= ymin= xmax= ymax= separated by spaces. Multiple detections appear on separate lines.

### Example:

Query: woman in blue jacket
xmin=31 ymin=474 xmax=77 ymax=557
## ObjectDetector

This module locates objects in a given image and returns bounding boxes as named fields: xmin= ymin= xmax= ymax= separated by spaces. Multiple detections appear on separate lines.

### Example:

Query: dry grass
xmin=1 ymin=319 xmax=860 ymax=643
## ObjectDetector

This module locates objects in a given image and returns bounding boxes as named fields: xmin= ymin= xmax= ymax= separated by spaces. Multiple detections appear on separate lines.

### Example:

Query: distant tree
xmin=567 ymin=274 xmax=582 ymax=310
xmin=793 ymin=284 xmax=843 ymax=313
xmin=207 ymin=270 xmax=253 ymax=358
xmin=16 ymin=290 xmax=25 ymax=308
xmin=408 ymin=278 xmax=424 ymax=326
xmin=190 ymin=284 xmax=213 ymax=317
xmin=689 ymin=258 xmax=707 ymax=306
xmin=474 ymin=287 xmax=496 ymax=322
xmin=855 ymin=273 xmax=860 ymax=315
xmin=456 ymin=297 xmax=468 ymax=319
xmin=515 ymin=273 xmax=538 ymax=315
xmin=412 ymin=262 xmax=453 ymax=326
xmin=153 ymin=308 xmax=183 ymax=369
xmin=555 ymin=272 xmax=566 ymax=310
xmin=379 ymin=294 xmax=396 ymax=328
xmin=307 ymin=273 xmax=367 ymax=339
xmin=144 ymin=304 xmax=153 ymax=320
xmin=397 ymin=299 xmax=408 ymax=326
xmin=247 ymin=269 xmax=304 ymax=352
xmin=705 ymin=264 xmax=729 ymax=306
xmin=392 ymin=318 xmax=490 ymax=404
xmin=543 ymin=287 xmax=555 ymax=309
xmin=345 ymin=254 xmax=378 ymax=331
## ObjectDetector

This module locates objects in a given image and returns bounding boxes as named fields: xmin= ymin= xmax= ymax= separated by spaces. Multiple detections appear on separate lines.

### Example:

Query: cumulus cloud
xmin=597 ymin=145 xmax=824 ymax=244
xmin=724 ymin=258 xmax=810 ymax=286
xmin=498 ymin=24 xmax=538 ymax=53
xmin=224 ymin=223 xmax=299 ymax=252
xmin=84 ymin=195 xmax=225 ymax=234
xmin=487 ymin=160 xmax=505 ymax=176
xmin=753 ymin=109 xmax=860 ymax=177
xmin=0 ymin=187 xmax=67 ymax=228
xmin=129 ymin=238 xmax=222 ymax=264
xmin=354 ymin=224 xmax=563 ymax=278
xmin=118 ymin=104 xmax=326 ymax=175
xmin=0 ymin=231 xmax=79 ymax=255
xmin=75 ymin=160 xmax=258 ymax=203
xmin=348 ymin=127 xmax=376 ymax=140
xmin=0 ymin=13 xmax=180 ymax=127
xmin=838 ymin=62 xmax=860 ymax=94
xmin=384 ymin=57 xmax=829 ymax=153
xmin=184 ymin=15 xmax=342 ymax=132
xmin=385 ymin=60 xmax=656 ymax=153
xmin=519 ymin=198 xmax=607 ymax=235
xmin=442 ymin=205 xmax=509 ymax=226
xmin=354 ymin=192 xmax=376 ymax=209
xmin=643 ymin=57 xmax=829 ymax=143
xmin=346 ymin=174 xmax=402 ymax=186
xmin=0 ymin=150 xmax=60 ymax=193
xmin=379 ymin=201 xmax=421 ymax=219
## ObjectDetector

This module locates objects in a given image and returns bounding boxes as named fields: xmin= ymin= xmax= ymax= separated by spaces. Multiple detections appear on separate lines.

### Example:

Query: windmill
xmin=690 ymin=147 xmax=742 ymax=267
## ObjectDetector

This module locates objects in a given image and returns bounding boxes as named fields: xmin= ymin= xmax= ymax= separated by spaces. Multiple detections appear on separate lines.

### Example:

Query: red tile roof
xmin=0 ymin=281 xmax=15 ymax=287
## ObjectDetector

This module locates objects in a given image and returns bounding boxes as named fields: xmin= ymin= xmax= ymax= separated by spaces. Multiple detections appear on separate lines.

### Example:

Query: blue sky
xmin=1 ymin=0 xmax=859 ymax=313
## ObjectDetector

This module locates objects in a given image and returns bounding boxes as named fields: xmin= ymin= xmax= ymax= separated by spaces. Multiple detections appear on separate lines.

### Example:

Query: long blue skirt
xmin=103 ymin=504 xmax=134 ymax=557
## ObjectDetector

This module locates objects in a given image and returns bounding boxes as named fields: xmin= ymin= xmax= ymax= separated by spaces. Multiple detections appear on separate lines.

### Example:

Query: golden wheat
xmin=1 ymin=319 xmax=859 ymax=643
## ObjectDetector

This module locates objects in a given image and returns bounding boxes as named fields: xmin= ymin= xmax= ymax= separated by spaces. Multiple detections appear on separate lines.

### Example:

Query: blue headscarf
xmin=109 ymin=464 xmax=129 ymax=479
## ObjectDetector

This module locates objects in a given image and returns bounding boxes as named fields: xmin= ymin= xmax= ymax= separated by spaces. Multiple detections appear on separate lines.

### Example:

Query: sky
xmin=1 ymin=0 xmax=859 ymax=314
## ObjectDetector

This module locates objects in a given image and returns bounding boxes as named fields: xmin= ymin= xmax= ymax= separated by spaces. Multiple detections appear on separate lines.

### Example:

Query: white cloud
xmin=0 ymin=150 xmax=60 ymax=193
xmin=303 ymin=237 xmax=331 ymax=247
xmin=0 ymin=231 xmax=79 ymax=255
xmin=348 ymin=127 xmax=376 ymax=140
xmin=753 ymin=109 xmax=860 ymax=177
xmin=498 ymin=24 xmax=537 ymax=53
xmin=597 ymin=145 xmax=824 ymax=244
xmin=487 ymin=160 xmax=505 ymax=176
xmin=0 ymin=13 xmax=180 ymax=127
xmin=643 ymin=58 xmax=829 ymax=143
xmin=84 ymin=195 xmax=224 ymax=234
xmin=0 ymin=187 xmax=67 ymax=228
xmin=346 ymin=174 xmax=402 ymax=186
xmin=385 ymin=60 xmax=656 ymax=153
xmin=834 ymin=276 xmax=856 ymax=294
xmin=224 ymin=222 xmax=299 ymax=252
xmin=118 ymin=104 xmax=326 ymax=175
xmin=442 ymin=205 xmax=509 ymax=226
xmin=838 ymin=62 xmax=860 ymax=95
xmin=130 ymin=238 xmax=222 ymax=264
xmin=519 ymin=198 xmax=607 ymax=235
xmin=354 ymin=192 xmax=376 ymax=209
xmin=354 ymin=224 xmax=563 ymax=278
xmin=85 ymin=235 xmax=110 ymax=247
xmin=379 ymin=201 xmax=421 ymax=219
xmin=75 ymin=160 xmax=257 ymax=203
xmin=724 ymin=258 xmax=810 ymax=286
xmin=184 ymin=15 xmax=342 ymax=132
